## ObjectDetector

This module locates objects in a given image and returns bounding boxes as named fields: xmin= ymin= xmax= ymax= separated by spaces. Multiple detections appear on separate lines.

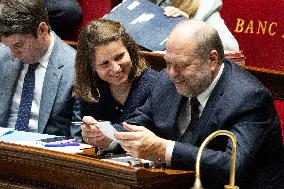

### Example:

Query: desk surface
xmin=0 ymin=142 xmax=194 ymax=189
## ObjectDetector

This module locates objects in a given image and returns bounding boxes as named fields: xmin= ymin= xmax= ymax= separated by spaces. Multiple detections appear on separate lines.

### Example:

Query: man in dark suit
xmin=112 ymin=20 xmax=284 ymax=188
xmin=0 ymin=0 xmax=81 ymax=140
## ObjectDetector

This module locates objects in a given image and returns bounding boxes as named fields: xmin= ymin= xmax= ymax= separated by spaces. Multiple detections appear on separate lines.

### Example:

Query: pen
xmin=70 ymin=121 xmax=104 ymax=125
xmin=40 ymin=136 xmax=69 ymax=142
xmin=49 ymin=139 xmax=76 ymax=144
xmin=2 ymin=130 xmax=15 ymax=136
xmin=44 ymin=142 xmax=80 ymax=147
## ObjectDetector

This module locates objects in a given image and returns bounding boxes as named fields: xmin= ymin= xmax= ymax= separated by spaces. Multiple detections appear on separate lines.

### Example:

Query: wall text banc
xmin=234 ymin=18 xmax=280 ymax=36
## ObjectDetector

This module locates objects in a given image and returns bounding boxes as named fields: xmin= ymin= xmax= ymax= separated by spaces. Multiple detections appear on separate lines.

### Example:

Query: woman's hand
xmin=164 ymin=6 xmax=189 ymax=18
xmin=81 ymin=116 xmax=112 ymax=149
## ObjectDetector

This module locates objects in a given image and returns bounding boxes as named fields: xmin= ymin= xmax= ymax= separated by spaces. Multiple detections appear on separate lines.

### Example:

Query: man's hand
xmin=114 ymin=122 xmax=168 ymax=160
xmin=81 ymin=116 xmax=112 ymax=149
xmin=164 ymin=6 xmax=189 ymax=18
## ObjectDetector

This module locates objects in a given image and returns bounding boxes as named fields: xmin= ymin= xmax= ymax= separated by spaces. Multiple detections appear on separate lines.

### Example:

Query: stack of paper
xmin=0 ymin=127 xmax=92 ymax=154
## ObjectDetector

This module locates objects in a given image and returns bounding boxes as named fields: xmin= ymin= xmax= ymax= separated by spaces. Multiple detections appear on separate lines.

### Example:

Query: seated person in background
xmin=44 ymin=0 xmax=82 ymax=39
xmin=73 ymin=19 xmax=159 ymax=148
xmin=0 ymin=0 xmax=81 ymax=140
xmin=86 ymin=20 xmax=284 ymax=189
xmin=150 ymin=0 xmax=239 ymax=51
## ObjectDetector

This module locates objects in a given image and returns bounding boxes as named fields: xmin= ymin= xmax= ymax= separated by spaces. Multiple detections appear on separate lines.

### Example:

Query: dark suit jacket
xmin=44 ymin=0 xmax=82 ymax=39
xmin=124 ymin=60 xmax=284 ymax=189
xmin=0 ymin=33 xmax=81 ymax=140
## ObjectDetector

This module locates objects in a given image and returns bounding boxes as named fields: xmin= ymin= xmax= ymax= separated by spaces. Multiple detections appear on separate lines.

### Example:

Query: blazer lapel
xmin=38 ymin=61 xmax=62 ymax=133
xmin=169 ymin=95 xmax=184 ymax=141
xmin=38 ymin=34 xmax=64 ymax=133
xmin=181 ymin=62 xmax=229 ymax=144
xmin=156 ymin=77 xmax=184 ymax=141
xmin=190 ymin=90 xmax=223 ymax=144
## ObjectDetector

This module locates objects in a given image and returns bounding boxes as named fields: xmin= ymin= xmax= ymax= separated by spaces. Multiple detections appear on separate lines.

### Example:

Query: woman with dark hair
xmin=73 ymin=19 xmax=159 ymax=148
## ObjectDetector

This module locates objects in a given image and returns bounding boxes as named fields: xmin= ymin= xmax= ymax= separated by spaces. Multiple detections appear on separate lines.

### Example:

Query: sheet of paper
xmin=96 ymin=121 xmax=118 ymax=142
xmin=0 ymin=128 xmax=93 ymax=154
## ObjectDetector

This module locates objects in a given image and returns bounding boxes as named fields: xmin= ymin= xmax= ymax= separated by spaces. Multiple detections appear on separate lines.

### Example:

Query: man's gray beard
xmin=176 ymin=76 xmax=212 ymax=97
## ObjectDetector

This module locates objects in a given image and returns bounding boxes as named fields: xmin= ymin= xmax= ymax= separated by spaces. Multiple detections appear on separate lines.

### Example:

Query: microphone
xmin=190 ymin=130 xmax=239 ymax=189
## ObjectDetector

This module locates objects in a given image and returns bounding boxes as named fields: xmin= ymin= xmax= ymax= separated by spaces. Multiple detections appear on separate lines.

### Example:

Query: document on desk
xmin=0 ymin=127 xmax=92 ymax=154
xmin=96 ymin=121 xmax=118 ymax=142
xmin=104 ymin=0 xmax=186 ymax=51
xmin=0 ymin=128 xmax=55 ymax=142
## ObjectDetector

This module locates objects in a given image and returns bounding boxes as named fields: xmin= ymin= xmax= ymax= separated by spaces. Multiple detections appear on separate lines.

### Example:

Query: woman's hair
xmin=73 ymin=19 xmax=147 ymax=103
xmin=150 ymin=0 xmax=200 ymax=18
xmin=173 ymin=0 xmax=200 ymax=18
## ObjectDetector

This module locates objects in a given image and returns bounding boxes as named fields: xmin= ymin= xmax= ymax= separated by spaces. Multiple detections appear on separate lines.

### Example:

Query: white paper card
xmin=96 ymin=121 xmax=118 ymax=142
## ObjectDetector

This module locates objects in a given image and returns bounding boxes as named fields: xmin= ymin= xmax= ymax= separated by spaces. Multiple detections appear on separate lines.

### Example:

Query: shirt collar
xmin=37 ymin=32 xmax=55 ymax=68
xmin=197 ymin=62 xmax=224 ymax=108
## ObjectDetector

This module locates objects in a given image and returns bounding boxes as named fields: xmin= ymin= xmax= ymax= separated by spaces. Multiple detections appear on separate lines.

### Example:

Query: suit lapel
xmin=169 ymin=94 xmax=184 ymax=141
xmin=190 ymin=90 xmax=223 ymax=144
xmin=171 ymin=96 xmax=188 ymax=141
xmin=38 ymin=62 xmax=62 ymax=133
xmin=181 ymin=62 xmax=230 ymax=144
xmin=38 ymin=34 xmax=63 ymax=133
xmin=156 ymin=75 xmax=184 ymax=140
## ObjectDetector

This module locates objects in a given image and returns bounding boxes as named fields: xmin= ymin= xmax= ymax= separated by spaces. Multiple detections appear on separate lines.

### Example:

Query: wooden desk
xmin=0 ymin=142 xmax=194 ymax=189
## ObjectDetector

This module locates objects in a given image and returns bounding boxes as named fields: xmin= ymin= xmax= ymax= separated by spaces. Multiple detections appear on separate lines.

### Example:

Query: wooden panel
xmin=0 ymin=142 xmax=194 ymax=189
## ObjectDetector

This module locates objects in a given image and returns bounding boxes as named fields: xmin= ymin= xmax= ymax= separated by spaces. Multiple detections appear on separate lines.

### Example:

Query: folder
xmin=104 ymin=0 xmax=186 ymax=51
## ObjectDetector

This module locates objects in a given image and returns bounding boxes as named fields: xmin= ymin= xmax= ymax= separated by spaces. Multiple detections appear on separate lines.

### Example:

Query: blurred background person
xmin=44 ymin=0 xmax=82 ymax=39
xmin=72 ymin=19 xmax=159 ymax=149
xmin=151 ymin=0 xmax=239 ymax=50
